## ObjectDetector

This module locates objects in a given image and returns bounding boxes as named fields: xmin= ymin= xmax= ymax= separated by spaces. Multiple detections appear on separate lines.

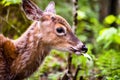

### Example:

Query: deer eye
xmin=56 ymin=27 xmax=64 ymax=33
xmin=56 ymin=27 xmax=66 ymax=36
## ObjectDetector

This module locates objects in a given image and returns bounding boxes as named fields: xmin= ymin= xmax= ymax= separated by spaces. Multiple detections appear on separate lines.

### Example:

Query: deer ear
xmin=45 ymin=1 xmax=56 ymax=14
xmin=22 ymin=0 xmax=43 ymax=21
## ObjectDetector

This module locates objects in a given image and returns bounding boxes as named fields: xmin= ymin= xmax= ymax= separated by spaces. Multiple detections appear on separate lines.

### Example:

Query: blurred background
xmin=0 ymin=0 xmax=120 ymax=80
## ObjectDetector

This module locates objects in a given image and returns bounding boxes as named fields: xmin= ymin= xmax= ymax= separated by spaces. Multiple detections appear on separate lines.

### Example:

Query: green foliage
xmin=104 ymin=15 xmax=116 ymax=24
xmin=1 ymin=0 xmax=120 ymax=80
xmin=97 ymin=27 xmax=120 ymax=49
xmin=104 ymin=15 xmax=120 ymax=25
xmin=77 ymin=10 xmax=86 ymax=20
xmin=116 ymin=15 xmax=120 ymax=25
xmin=0 ymin=0 xmax=21 ymax=6
xmin=96 ymin=50 xmax=120 ymax=79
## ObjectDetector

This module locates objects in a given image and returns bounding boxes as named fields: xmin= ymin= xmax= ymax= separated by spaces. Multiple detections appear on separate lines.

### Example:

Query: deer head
xmin=22 ymin=0 xmax=88 ymax=55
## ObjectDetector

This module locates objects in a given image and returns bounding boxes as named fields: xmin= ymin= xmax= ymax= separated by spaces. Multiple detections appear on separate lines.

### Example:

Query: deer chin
xmin=74 ymin=51 xmax=82 ymax=55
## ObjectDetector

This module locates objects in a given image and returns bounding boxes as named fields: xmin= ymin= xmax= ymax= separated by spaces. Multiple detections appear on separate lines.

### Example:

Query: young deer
xmin=0 ymin=0 xmax=87 ymax=80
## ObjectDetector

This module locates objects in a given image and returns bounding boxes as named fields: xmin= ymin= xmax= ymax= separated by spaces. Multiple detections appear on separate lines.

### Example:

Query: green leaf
xmin=1 ymin=0 xmax=21 ymax=6
xmin=116 ymin=15 xmax=120 ymax=24
xmin=104 ymin=15 xmax=116 ymax=24
xmin=77 ymin=10 xmax=86 ymax=20
xmin=114 ymin=34 xmax=120 ymax=44
xmin=97 ymin=27 xmax=117 ymax=42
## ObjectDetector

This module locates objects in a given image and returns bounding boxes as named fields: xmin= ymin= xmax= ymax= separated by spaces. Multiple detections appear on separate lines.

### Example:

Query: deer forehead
xmin=41 ymin=13 xmax=72 ymax=31
xmin=55 ymin=15 xmax=72 ymax=32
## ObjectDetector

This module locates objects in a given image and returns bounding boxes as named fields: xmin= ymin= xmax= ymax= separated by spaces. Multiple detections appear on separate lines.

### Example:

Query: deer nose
xmin=81 ymin=45 xmax=88 ymax=53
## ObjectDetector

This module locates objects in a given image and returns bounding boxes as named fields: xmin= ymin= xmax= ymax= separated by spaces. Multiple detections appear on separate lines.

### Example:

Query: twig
xmin=0 ymin=16 xmax=21 ymax=34
xmin=6 ymin=7 xmax=10 ymax=21
xmin=68 ymin=53 xmax=72 ymax=74
xmin=61 ymin=73 xmax=70 ymax=80
xmin=72 ymin=0 xmax=78 ymax=33
xmin=73 ymin=65 xmax=81 ymax=80
xmin=61 ymin=0 xmax=79 ymax=80
xmin=61 ymin=53 xmax=73 ymax=80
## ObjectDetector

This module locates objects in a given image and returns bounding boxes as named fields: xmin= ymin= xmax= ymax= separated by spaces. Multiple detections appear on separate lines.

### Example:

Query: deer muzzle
xmin=70 ymin=43 xmax=88 ymax=55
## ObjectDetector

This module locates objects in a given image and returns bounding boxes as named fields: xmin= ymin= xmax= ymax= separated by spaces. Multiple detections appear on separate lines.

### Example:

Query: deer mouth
xmin=70 ymin=47 xmax=82 ymax=55
xmin=70 ymin=46 xmax=88 ymax=55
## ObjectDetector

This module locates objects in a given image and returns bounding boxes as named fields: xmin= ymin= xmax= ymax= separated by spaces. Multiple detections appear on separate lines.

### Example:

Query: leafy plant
xmin=97 ymin=27 xmax=120 ymax=49
xmin=96 ymin=50 xmax=120 ymax=79
xmin=1 ymin=0 xmax=120 ymax=80
xmin=0 ymin=0 xmax=21 ymax=6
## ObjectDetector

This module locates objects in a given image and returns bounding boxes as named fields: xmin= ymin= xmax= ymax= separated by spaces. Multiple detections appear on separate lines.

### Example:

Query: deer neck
xmin=11 ymin=21 xmax=51 ymax=79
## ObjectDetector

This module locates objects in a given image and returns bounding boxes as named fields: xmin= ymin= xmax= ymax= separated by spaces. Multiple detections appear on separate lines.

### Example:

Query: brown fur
xmin=0 ymin=34 xmax=18 ymax=80
xmin=0 ymin=0 xmax=85 ymax=80
xmin=0 ymin=15 xmax=82 ymax=80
